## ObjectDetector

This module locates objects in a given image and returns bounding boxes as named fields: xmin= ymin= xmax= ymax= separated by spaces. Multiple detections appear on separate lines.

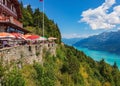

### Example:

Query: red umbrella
xmin=26 ymin=35 xmax=40 ymax=40
xmin=11 ymin=33 xmax=24 ymax=39
xmin=24 ymin=34 xmax=31 ymax=38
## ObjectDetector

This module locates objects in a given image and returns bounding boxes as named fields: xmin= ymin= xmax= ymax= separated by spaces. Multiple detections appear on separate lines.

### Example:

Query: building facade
xmin=0 ymin=0 xmax=28 ymax=34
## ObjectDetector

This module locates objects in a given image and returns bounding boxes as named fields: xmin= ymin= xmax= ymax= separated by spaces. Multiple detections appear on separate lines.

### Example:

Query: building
xmin=0 ymin=0 xmax=29 ymax=34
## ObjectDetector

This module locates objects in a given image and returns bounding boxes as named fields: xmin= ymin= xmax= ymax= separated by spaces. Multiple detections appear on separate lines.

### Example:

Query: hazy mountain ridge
xmin=62 ymin=38 xmax=82 ymax=46
xmin=74 ymin=30 xmax=120 ymax=55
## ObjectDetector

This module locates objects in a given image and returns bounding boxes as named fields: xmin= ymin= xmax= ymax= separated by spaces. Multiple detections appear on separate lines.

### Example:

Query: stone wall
xmin=0 ymin=43 xmax=56 ymax=66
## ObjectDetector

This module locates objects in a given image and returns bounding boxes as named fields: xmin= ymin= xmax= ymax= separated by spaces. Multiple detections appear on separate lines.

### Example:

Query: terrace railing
xmin=0 ymin=2 xmax=17 ymax=18
xmin=0 ymin=16 xmax=23 ymax=28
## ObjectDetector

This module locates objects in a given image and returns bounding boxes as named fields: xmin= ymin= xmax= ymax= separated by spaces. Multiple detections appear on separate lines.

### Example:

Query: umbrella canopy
xmin=48 ymin=37 xmax=57 ymax=40
xmin=0 ymin=38 xmax=12 ymax=41
xmin=11 ymin=33 xmax=25 ymax=40
xmin=25 ymin=35 xmax=40 ymax=40
xmin=37 ymin=37 xmax=47 ymax=41
xmin=24 ymin=34 xmax=31 ymax=38
xmin=0 ymin=32 xmax=15 ymax=38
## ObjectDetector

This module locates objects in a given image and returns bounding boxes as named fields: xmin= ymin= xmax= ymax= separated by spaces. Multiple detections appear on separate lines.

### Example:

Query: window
xmin=11 ymin=4 xmax=12 ymax=10
xmin=3 ymin=0 xmax=7 ymax=5
xmin=2 ymin=0 xmax=7 ymax=5
xmin=3 ymin=0 xmax=5 ymax=5
xmin=13 ymin=7 xmax=16 ymax=13
xmin=7 ymin=27 xmax=15 ymax=33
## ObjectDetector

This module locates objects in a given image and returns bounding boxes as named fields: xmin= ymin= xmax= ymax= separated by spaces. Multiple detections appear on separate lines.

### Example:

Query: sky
xmin=19 ymin=0 xmax=120 ymax=38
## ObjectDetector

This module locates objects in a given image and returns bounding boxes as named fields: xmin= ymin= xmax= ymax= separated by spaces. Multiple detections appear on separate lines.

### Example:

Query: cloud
xmin=62 ymin=33 xmax=81 ymax=38
xmin=117 ymin=27 xmax=120 ymax=30
xmin=62 ymin=33 xmax=94 ymax=38
xmin=23 ymin=4 xmax=28 ymax=8
xmin=80 ymin=0 xmax=120 ymax=30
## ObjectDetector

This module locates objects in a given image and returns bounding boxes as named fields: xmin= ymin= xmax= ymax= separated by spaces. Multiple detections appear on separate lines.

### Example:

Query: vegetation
xmin=0 ymin=61 xmax=25 ymax=86
xmin=20 ymin=2 xmax=61 ymax=44
xmin=0 ymin=45 xmax=120 ymax=86
xmin=0 ymin=1 xmax=120 ymax=86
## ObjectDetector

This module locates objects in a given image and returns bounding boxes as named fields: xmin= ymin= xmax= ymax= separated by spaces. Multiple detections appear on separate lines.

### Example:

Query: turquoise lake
xmin=74 ymin=46 xmax=120 ymax=69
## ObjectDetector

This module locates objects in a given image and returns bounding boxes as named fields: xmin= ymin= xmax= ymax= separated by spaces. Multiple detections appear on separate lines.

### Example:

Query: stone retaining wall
xmin=0 ymin=43 xmax=56 ymax=66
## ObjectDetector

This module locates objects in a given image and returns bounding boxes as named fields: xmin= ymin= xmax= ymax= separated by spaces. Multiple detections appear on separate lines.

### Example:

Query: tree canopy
xmin=20 ymin=3 xmax=61 ymax=43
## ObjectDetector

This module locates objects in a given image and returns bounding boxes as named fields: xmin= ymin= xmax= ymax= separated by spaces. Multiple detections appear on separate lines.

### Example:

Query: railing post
xmin=9 ymin=16 xmax=13 ymax=23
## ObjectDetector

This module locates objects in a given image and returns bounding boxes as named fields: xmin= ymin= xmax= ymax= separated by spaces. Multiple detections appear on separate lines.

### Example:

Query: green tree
xmin=20 ymin=2 xmax=62 ymax=43
xmin=2 ymin=67 xmax=25 ymax=86
xmin=113 ymin=62 xmax=118 ymax=69
xmin=33 ymin=8 xmax=43 ymax=27
xmin=27 ymin=5 xmax=33 ymax=16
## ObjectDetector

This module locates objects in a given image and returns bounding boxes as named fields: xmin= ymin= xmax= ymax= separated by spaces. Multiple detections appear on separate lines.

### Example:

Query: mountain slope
xmin=74 ymin=31 xmax=120 ymax=54
xmin=62 ymin=38 xmax=82 ymax=46
xmin=1 ymin=45 xmax=120 ymax=86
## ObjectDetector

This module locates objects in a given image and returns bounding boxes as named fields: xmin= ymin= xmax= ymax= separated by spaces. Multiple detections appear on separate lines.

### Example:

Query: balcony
xmin=0 ymin=16 xmax=23 ymax=28
xmin=0 ymin=2 xmax=17 ymax=18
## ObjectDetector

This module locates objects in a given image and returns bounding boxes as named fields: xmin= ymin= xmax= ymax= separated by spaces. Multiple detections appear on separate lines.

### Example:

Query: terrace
xmin=0 ymin=16 xmax=23 ymax=28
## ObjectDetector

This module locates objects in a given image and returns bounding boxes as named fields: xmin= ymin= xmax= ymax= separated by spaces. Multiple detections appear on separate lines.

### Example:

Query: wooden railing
xmin=0 ymin=16 xmax=10 ymax=22
xmin=0 ymin=16 xmax=23 ymax=28
xmin=0 ymin=1 xmax=17 ymax=18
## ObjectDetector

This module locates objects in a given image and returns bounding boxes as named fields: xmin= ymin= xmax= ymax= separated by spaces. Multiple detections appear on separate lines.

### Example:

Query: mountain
xmin=62 ymin=38 xmax=82 ymax=46
xmin=74 ymin=30 xmax=120 ymax=55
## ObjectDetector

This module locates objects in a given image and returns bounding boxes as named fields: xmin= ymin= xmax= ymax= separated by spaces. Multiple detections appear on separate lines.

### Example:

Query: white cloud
xmin=62 ymin=33 xmax=95 ymax=38
xmin=62 ymin=33 xmax=81 ymax=38
xmin=117 ymin=27 xmax=120 ymax=30
xmin=80 ymin=0 xmax=120 ymax=30
xmin=23 ymin=4 xmax=28 ymax=8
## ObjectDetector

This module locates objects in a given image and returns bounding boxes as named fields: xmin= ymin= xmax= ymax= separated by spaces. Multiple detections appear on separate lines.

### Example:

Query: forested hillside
xmin=20 ymin=2 xmax=61 ymax=43
xmin=0 ymin=45 xmax=120 ymax=86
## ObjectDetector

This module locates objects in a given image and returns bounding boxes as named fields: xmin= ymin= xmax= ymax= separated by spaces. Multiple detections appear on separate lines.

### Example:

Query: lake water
xmin=74 ymin=46 xmax=120 ymax=69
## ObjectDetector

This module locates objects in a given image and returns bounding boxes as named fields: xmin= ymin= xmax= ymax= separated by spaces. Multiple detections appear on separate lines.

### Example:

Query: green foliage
xmin=0 ymin=2 xmax=119 ymax=86
xmin=20 ymin=3 xmax=61 ymax=43
xmin=0 ymin=61 xmax=4 ymax=78
xmin=21 ymin=65 xmax=37 ymax=86
xmin=22 ymin=8 xmax=33 ymax=27
xmin=61 ymin=56 xmax=80 ymax=74
xmin=33 ymin=63 xmax=44 ymax=85
xmin=113 ymin=62 xmax=118 ymax=69
xmin=71 ymin=73 xmax=85 ymax=86
xmin=33 ymin=62 xmax=56 ymax=86
xmin=0 ymin=45 xmax=120 ymax=86
xmin=1 ymin=65 xmax=25 ymax=86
